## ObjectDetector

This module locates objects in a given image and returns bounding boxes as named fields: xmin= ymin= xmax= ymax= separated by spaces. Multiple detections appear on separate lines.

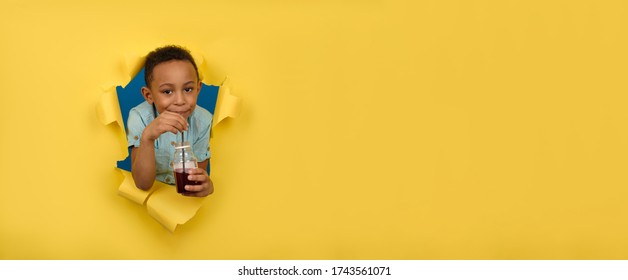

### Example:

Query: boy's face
xmin=141 ymin=60 xmax=201 ymax=119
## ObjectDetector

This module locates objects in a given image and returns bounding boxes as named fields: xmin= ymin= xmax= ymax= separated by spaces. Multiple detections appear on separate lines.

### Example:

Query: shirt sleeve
xmin=193 ymin=113 xmax=212 ymax=162
xmin=126 ymin=108 xmax=146 ymax=148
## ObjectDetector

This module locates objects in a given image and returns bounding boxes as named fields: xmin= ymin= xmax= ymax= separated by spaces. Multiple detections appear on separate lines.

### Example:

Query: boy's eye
xmin=163 ymin=90 xmax=173 ymax=94
xmin=184 ymin=88 xmax=194 ymax=93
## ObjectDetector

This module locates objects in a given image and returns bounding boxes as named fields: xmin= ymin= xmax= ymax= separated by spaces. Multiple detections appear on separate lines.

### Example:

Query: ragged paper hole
xmin=97 ymin=51 xmax=241 ymax=232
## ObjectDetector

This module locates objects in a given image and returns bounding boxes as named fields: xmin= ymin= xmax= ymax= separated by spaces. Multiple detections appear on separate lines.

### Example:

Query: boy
xmin=126 ymin=45 xmax=213 ymax=197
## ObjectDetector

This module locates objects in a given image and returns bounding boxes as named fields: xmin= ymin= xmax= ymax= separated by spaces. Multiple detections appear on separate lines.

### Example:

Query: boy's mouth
xmin=170 ymin=109 xmax=190 ymax=115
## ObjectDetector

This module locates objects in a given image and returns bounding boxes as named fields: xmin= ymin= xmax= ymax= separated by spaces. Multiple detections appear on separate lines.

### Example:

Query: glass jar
xmin=173 ymin=141 xmax=201 ymax=193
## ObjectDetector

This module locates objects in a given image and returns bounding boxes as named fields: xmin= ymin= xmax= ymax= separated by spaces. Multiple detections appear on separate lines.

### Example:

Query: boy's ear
xmin=141 ymin=86 xmax=154 ymax=104
xmin=197 ymin=81 xmax=202 ymax=94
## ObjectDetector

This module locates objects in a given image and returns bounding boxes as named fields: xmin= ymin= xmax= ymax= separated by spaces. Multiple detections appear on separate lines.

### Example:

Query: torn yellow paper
xmin=96 ymin=86 xmax=123 ymax=127
xmin=118 ymin=168 xmax=203 ymax=232
xmin=192 ymin=53 xmax=206 ymax=81
xmin=117 ymin=169 xmax=156 ymax=205
xmin=212 ymin=77 xmax=241 ymax=127
xmin=123 ymin=54 xmax=146 ymax=86
xmin=198 ymin=56 xmax=209 ymax=82
xmin=146 ymin=183 xmax=206 ymax=232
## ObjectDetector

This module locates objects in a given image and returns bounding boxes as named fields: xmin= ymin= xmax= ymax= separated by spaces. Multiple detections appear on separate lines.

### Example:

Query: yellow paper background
xmin=2 ymin=0 xmax=628 ymax=259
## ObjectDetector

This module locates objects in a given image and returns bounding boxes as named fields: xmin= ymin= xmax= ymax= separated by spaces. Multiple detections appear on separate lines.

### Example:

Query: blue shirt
xmin=126 ymin=101 xmax=212 ymax=185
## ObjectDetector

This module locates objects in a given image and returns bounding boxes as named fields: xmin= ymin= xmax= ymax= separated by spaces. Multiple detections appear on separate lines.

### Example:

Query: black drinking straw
xmin=181 ymin=131 xmax=185 ymax=173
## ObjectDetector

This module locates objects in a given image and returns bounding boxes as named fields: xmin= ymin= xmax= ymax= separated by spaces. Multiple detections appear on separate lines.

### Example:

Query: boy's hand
xmin=183 ymin=168 xmax=214 ymax=197
xmin=142 ymin=111 xmax=189 ymax=141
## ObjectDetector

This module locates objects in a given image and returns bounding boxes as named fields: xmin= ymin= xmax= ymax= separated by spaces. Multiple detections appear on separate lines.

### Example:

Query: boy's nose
xmin=174 ymin=91 xmax=186 ymax=105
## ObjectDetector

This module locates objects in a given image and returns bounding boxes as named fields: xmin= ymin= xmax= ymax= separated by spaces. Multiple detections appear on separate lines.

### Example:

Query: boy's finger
xmin=163 ymin=111 xmax=189 ymax=128
xmin=187 ymin=168 xmax=205 ymax=175
xmin=184 ymin=184 xmax=204 ymax=192
xmin=161 ymin=118 xmax=187 ymax=133
xmin=166 ymin=116 xmax=189 ymax=131
xmin=158 ymin=113 xmax=188 ymax=130
xmin=162 ymin=123 xmax=182 ymax=135
xmin=188 ymin=174 xmax=206 ymax=182
xmin=156 ymin=122 xmax=177 ymax=135
xmin=167 ymin=127 xmax=179 ymax=135
xmin=171 ymin=115 xmax=189 ymax=129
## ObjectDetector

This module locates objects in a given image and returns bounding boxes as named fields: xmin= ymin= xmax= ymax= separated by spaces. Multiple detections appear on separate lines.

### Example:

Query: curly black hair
xmin=144 ymin=45 xmax=199 ymax=87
